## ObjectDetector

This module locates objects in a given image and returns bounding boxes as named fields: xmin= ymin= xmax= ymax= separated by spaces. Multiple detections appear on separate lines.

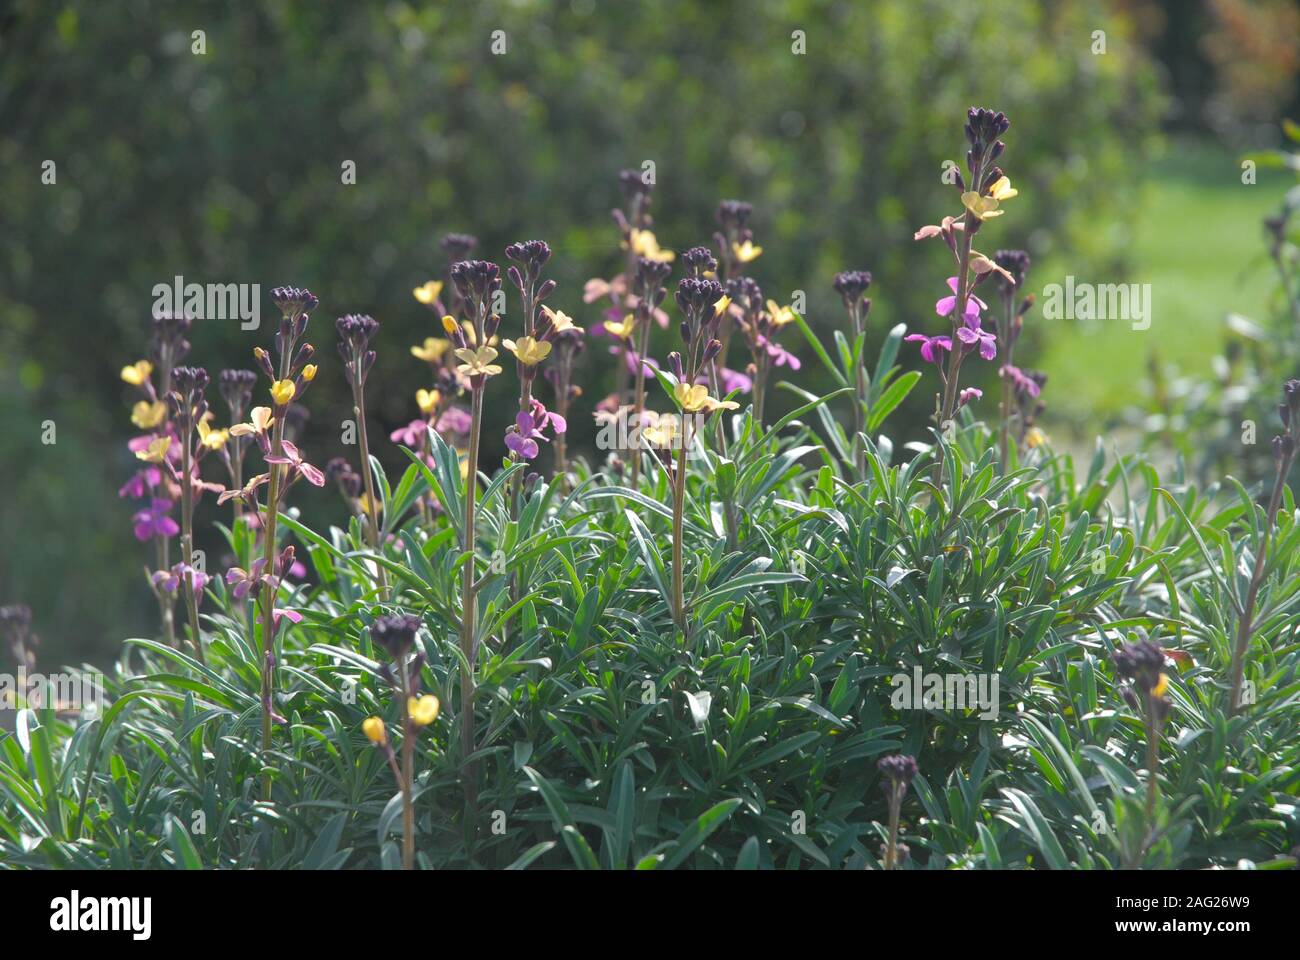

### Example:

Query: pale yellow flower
xmin=120 ymin=360 xmax=153 ymax=386
xmin=454 ymin=345 xmax=502 ymax=378
xmin=135 ymin=436 xmax=172 ymax=463
xmin=627 ymin=228 xmax=675 ymax=263
xmin=766 ymin=300 xmax=796 ymax=326
xmin=411 ymin=337 xmax=452 ymax=363
xmin=541 ymin=305 xmax=583 ymax=334
xmin=230 ymin=406 xmax=275 ymax=437
xmin=605 ymin=314 xmax=637 ymax=339
xmin=413 ymin=280 xmax=444 ymax=305
xmin=197 ymin=419 xmax=229 ymax=451
xmin=732 ymin=240 xmax=762 ymax=263
xmin=131 ymin=400 xmax=167 ymax=429
xmin=416 ymin=388 xmax=440 ymax=415
xmin=502 ymin=336 xmax=552 ymax=366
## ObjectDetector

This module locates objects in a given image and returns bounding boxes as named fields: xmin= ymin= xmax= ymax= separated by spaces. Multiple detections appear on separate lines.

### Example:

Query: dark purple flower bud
xmin=371 ymin=612 xmax=423 ymax=659
xmin=618 ymin=168 xmax=652 ymax=200
xmin=877 ymin=754 xmax=918 ymax=789
xmin=450 ymin=259 xmax=502 ymax=303
xmin=505 ymin=239 xmax=552 ymax=275
xmin=537 ymin=279 xmax=557 ymax=301
xmin=270 ymin=286 xmax=319 ymax=319
xmin=219 ymin=369 xmax=257 ymax=419
xmin=682 ymin=246 xmax=718 ymax=277
xmin=1112 ymin=640 xmax=1165 ymax=694
xmin=716 ymin=200 xmax=753 ymax=232
xmin=702 ymin=339 xmax=722 ymax=364
xmin=440 ymin=233 xmax=478 ymax=262
xmin=833 ymin=270 xmax=873 ymax=307
xmin=667 ymin=351 xmax=684 ymax=379
xmin=993 ymin=250 xmax=1031 ymax=292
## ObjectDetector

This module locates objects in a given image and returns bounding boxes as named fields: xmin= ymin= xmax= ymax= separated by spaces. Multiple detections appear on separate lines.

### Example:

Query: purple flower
xmin=119 ymin=467 xmax=162 ymax=500
xmin=958 ymin=387 xmax=983 ymax=408
xmin=133 ymin=498 xmax=180 ymax=542
xmin=505 ymin=412 xmax=540 ymax=460
xmin=905 ymin=334 xmax=952 ymax=365
xmin=698 ymin=366 xmax=754 ymax=394
xmin=225 ymin=556 xmax=277 ymax=601
xmin=152 ymin=563 xmax=210 ymax=598
xmin=529 ymin=397 xmax=567 ymax=436
xmin=1000 ymin=364 xmax=1041 ymax=397
xmin=956 ymin=318 xmax=997 ymax=361
xmin=612 ymin=345 xmax=659 ymax=379
xmin=935 ymin=277 xmax=986 ymax=324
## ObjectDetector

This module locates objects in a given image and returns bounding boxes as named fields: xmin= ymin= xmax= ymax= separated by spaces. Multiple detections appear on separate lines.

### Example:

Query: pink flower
xmin=935 ymin=277 xmax=986 ymax=324
xmin=264 ymin=439 xmax=325 ymax=487
xmin=905 ymin=334 xmax=952 ymax=365
xmin=956 ymin=318 xmax=997 ymax=361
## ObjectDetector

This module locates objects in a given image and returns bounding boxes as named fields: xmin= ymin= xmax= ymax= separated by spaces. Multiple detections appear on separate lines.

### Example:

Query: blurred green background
xmin=2 ymin=0 xmax=1297 ymax=664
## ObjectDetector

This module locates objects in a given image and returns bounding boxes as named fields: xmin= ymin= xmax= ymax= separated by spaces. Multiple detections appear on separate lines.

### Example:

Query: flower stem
xmin=460 ymin=385 xmax=483 ymax=807
xmin=1228 ymin=444 xmax=1295 ymax=714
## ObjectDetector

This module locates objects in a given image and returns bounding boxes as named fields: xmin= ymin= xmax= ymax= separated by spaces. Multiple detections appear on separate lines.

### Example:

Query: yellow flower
xmin=627 ymin=228 xmax=675 ymax=263
xmin=675 ymin=383 xmax=711 ymax=412
xmin=362 ymin=716 xmax=387 ymax=745
xmin=988 ymin=176 xmax=1018 ymax=201
xmin=641 ymin=415 xmax=682 ymax=448
xmin=441 ymin=315 xmax=459 ymax=336
xmin=454 ymin=345 xmax=502 ymax=378
xmin=413 ymin=280 xmax=444 ymax=305
xmin=732 ymin=240 xmax=763 ymax=263
xmin=456 ymin=447 xmax=470 ymax=480
xmin=270 ymin=379 xmax=296 ymax=405
xmin=416 ymin=388 xmax=440 ymax=415
xmin=197 ymin=419 xmax=229 ymax=451
xmin=1025 ymin=426 xmax=1047 ymax=449
xmin=960 ymin=191 xmax=1003 ymax=220
xmin=502 ymin=336 xmax=552 ymax=366
xmin=135 ymin=436 xmax=172 ymax=463
xmin=357 ymin=491 xmax=381 ymax=518
xmin=408 ymin=694 xmax=440 ymax=727
xmin=714 ymin=295 xmax=732 ymax=317
xmin=230 ymin=406 xmax=275 ymax=437
xmin=766 ymin=300 xmax=796 ymax=326
xmin=302 ymin=364 xmax=318 ymax=383
xmin=131 ymin=400 xmax=167 ymax=429
xmin=1152 ymin=673 xmax=1169 ymax=698
xmin=411 ymin=337 xmax=452 ymax=363
xmin=120 ymin=360 xmax=153 ymax=386
xmin=605 ymin=314 xmax=636 ymax=339
xmin=541 ymin=306 xmax=583 ymax=334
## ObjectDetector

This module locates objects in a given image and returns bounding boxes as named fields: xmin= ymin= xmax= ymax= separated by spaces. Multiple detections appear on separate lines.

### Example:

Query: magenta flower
xmin=264 ymin=439 xmax=326 ymax=487
xmin=529 ymin=397 xmax=566 ymax=436
xmin=698 ymin=367 xmax=754 ymax=394
xmin=133 ymin=498 xmax=179 ymax=541
xmin=905 ymin=334 xmax=952 ymax=365
xmin=119 ymin=467 xmax=162 ymax=500
xmin=935 ymin=277 xmax=986 ymax=324
xmin=1000 ymin=364 xmax=1041 ymax=397
xmin=958 ymin=387 xmax=983 ymax=408
xmin=956 ymin=318 xmax=997 ymax=361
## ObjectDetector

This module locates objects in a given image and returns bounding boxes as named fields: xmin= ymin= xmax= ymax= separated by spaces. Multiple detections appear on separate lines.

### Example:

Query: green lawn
xmin=1038 ymin=137 xmax=1291 ymax=426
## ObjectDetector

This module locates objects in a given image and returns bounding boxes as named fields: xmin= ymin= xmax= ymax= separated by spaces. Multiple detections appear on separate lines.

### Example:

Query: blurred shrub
xmin=0 ymin=0 xmax=1160 ymax=659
